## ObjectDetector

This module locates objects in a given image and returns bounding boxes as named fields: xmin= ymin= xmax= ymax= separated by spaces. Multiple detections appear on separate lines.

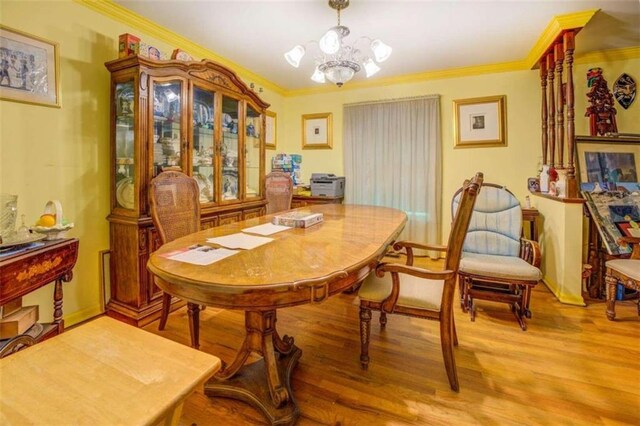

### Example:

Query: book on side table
xmin=272 ymin=211 xmax=323 ymax=228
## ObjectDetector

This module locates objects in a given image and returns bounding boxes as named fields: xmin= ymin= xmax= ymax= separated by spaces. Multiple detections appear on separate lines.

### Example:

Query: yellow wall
xmin=0 ymin=0 xmax=283 ymax=326
xmin=1 ymin=0 xmax=637 ymax=325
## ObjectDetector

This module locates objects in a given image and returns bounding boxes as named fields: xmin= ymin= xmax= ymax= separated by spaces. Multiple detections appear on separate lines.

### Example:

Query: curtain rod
xmin=344 ymin=94 xmax=440 ymax=107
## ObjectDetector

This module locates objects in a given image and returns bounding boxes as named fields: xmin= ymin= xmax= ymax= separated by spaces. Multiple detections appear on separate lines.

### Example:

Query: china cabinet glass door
xmin=192 ymin=86 xmax=216 ymax=203
xmin=114 ymin=80 xmax=135 ymax=210
xmin=221 ymin=95 xmax=240 ymax=201
xmin=245 ymin=105 xmax=261 ymax=199
xmin=152 ymin=80 xmax=183 ymax=177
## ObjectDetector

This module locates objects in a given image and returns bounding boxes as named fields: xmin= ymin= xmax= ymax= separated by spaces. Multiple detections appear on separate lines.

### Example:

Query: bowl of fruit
xmin=31 ymin=200 xmax=74 ymax=240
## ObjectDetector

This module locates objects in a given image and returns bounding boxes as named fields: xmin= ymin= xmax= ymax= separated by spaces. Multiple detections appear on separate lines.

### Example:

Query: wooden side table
xmin=522 ymin=208 xmax=539 ymax=241
xmin=0 ymin=317 xmax=221 ymax=425
xmin=0 ymin=238 xmax=78 ymax=357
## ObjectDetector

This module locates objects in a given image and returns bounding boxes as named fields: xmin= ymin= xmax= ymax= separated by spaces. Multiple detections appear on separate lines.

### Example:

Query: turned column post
xmin=540 ymin=60 xmax=548 ymax=165
xmin=546 ymin=52 xmax=556 ymax=167
xmin=554 ymin=42 xmax=564 ymax=168
xmin=564 ymin=31 xmax=577 ymax=197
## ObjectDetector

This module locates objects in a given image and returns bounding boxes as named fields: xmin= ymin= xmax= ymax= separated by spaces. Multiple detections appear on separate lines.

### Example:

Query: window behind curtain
xmin=343 ymin=95 xmax=441 ymax=253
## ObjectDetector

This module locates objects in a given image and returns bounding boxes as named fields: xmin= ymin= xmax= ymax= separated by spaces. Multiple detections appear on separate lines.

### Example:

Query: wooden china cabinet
xmin=105 ymin=56 xmax=269 ymax=326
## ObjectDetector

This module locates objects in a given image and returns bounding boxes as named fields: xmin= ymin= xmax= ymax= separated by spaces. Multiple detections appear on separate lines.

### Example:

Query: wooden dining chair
xmin=265 ymin=171 xmax=293 ymax=214
xmin=605 ymin=236 xmax=640 ymax=320
xmin=149 ymin=169 xmax=202 ymax=348
xmin=357 ymin=172 xmax=483 ymax=392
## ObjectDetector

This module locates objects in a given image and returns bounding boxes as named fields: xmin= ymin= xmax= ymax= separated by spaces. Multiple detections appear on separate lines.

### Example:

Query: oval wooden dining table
xmin=148 ymin=204 xmax=407 ymax=425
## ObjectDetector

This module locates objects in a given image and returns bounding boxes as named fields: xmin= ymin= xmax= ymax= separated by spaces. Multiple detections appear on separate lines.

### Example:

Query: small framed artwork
xmin=265 ymin=111 xmax=276 ymax=150
xmin=0 ymin=25 xmax=60 ymax=108
xmin=302 ymin=112 xmax=333 ymax=149
xmin=453 ymin=95 xmax=506 ymax=148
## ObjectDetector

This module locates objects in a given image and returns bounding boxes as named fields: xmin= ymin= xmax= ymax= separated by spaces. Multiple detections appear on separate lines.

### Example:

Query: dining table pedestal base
xmin=204 ymin=310 xmax=302 ymax=426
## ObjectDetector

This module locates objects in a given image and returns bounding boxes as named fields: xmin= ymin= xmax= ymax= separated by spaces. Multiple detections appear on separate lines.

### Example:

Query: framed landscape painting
xmin=265 ymin=111 xmax=276 ymax=150
xmin=0 ymin=25 xmax=60 ymax=107
xmin=575 ymin=135 xmax=640 ymax=192
xmin=453 ymin=95 xmax=506 ymax=148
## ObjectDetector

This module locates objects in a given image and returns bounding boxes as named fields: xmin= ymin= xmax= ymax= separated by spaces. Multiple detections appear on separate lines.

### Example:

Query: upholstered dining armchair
xmin=454 ymin=183 xmax=542 ymax=331
xmin=149 ymin=169 xmax=202 ymax=349
xmin=265 ymin=171 xmax=293 ymax=214
xmin=357 ymin=172 xmax=483 ymax=392
xmin=605 ymin=236 xmax=640 ymax=320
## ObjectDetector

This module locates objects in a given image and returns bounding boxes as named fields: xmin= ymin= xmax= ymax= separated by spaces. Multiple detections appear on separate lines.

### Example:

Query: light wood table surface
xmin=0 ymin=316 xmax=221 ymax=425
xmin=147 ymin=204 xmax=407 ymax=425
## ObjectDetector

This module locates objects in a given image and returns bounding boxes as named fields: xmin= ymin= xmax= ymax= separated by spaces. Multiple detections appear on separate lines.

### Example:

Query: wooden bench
xmin=0 ymin=316 xmax=221 ymax=425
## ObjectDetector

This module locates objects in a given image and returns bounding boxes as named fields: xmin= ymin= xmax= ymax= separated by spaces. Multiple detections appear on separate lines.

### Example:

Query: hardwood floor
xmin=143 ymin=259 xmax=640 ymax=425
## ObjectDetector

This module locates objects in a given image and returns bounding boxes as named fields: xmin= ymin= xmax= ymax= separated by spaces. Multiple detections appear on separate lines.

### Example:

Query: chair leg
xmin=440 ymin=316 xmax=459 ymax=392
xmin=379 ymin=311 xmax=387 ymax=329
xmin=452 ymin=314 xmax=459 ymax=347
xmin=187 ymin=302 xmax=201 ymax=349
xmin=359 ymin=306 xmax=372 ymax=370
xmin=158 ymin=292 xmax=172 ymax=331
xmin=605 ymin=274 xmax=618 ymax=321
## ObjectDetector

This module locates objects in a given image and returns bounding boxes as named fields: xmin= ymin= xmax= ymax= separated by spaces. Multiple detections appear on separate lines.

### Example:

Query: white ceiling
xmin=115 ymin=0 xmax=640 ymax=90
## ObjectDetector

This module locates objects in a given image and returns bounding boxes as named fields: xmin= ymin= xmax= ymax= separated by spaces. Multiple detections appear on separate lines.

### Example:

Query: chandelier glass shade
xmin=284 ymin=0 xmax=392 ymax=87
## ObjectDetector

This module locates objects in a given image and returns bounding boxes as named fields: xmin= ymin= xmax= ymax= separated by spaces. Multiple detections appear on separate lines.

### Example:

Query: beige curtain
xmin=343 ymin=95 xmax=441 ymax=254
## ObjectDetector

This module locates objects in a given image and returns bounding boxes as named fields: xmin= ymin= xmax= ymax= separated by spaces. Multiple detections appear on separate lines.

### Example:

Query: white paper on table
xmin=167 ymin=246 xmax=238 ymax=265
xmin=242 ymin=223 xmax=292 ymax=236
xmin=207 ymin=233 xmax=274 ymax=250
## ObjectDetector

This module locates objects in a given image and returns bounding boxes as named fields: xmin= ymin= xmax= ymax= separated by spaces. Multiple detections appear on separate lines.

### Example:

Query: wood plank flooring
xmin=143 ymin=259 xmax=640 ymax=425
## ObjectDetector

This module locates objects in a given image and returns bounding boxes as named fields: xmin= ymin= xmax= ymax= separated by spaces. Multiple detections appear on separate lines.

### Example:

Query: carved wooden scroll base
xmin=205 ymin=310 xmax=301 ymax=426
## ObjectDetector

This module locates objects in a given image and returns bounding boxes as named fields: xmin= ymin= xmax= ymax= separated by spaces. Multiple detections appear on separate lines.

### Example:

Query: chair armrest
xmin=520 ymin=238 xmax=541 ymax=268
xmin=619 ymin=236 xmax=640 ymax=259
xmin=375 ymin=262 xmax=455 ymax=313
xmin=392 ymin=241 xmax=448 ymax=266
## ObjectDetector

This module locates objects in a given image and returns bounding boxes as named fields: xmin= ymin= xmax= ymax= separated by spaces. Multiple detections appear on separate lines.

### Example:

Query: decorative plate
xmin=116 ymin=177 xmax=135 ymax=209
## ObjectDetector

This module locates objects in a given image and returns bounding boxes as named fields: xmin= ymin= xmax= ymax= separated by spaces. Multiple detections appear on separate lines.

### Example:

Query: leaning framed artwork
xmin=575 ymin=135 xmax=640 ymax=192
xmin=0 ymin=25 xmax=60 ymax=108
xmin=302 ymin=112 xmax=333 ymax=149
xmin=453 ymin=95 xmax=506 ymax=148
xmin=265 ymin=111 xmax=276 ymax=150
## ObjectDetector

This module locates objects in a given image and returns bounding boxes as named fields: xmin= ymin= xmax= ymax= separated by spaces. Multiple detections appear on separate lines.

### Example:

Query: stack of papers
xmin=242 ymin=223 xmax=292 ymax=236
xmin=207 ymin=233 xmax=274 ymax=250
xmin=165 ymin=246 xmax=238 ymax=265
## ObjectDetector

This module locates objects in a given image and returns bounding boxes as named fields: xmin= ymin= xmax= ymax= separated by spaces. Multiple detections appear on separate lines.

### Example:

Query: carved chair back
xmin=265 ymin=171 xmax=293 ymax=214
xmin=149 ymin=170 xmax=201 ymax=245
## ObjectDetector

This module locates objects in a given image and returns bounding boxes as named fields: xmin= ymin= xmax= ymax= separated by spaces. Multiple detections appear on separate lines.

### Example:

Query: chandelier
xmin=284 ymin=0 xmax=392 ymax=87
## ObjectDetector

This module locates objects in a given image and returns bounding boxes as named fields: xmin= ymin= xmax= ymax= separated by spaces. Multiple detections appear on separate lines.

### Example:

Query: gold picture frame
xmin=302 ymin=112 xmax=333 ymax=149
xmin=265 ymin=110 xmax=276 ymax=150
xmin=0 ymin=25 xmax=61 ymax=108
xmin=453 ymin=95 xmax=506 ymax=148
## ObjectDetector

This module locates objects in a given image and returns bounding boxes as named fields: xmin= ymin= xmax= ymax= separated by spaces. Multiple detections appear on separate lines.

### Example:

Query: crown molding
xmin=74 ymin=0 xmax=286 ymax=96
xmin=574 ymin=46 xmax=640 ymax=65
xmin=525 ymin=8 xmax=599 ymax=69
xmin=285 ymin=60 xmax=527 ymax=97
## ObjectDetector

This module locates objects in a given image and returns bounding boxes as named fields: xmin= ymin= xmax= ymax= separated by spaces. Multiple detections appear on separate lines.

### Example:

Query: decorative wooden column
xmin=540 ymin=61 xmax=548 ymax=165
xmin=554 ymin=42 xmax=564 ymax=168
xmin=564 ymin=31 xmax=577 ymax=198
xmin=546 ymin=52 xmax=555 ymax=167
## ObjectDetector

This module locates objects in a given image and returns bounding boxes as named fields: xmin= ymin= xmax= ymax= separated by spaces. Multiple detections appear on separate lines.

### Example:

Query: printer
xmin=310 ymin=173 xmax=345 ymax=197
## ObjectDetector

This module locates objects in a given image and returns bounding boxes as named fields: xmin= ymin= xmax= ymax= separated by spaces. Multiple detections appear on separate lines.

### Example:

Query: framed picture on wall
xmin=265 ymin=111 xmax=276 ymax=150
xmin=0 ymin=25 xmax=60 ymax=108
xmin=575 ymin=135 xmax=640 ymax=192
xmin=453 ymin=95 xmax=506 ymax=148
xmin=302 ymin=112 xmax=332 ymax=149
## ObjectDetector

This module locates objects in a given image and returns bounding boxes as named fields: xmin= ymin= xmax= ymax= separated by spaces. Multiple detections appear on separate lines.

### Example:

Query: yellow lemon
xmin=37 ymin=214 xmax=56 ymax=227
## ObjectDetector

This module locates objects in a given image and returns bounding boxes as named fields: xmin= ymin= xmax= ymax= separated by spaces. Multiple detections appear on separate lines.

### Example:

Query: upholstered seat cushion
xmin=358 ymin=271 xmax=444 ymax=311
xmin=606 ymin=259 xmax=640 ymax=280
xmin=460 ymin=252 xmax=542 ymax=282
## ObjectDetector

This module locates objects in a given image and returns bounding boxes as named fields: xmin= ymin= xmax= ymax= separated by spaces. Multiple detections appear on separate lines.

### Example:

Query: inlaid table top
xmin=0 ymin=316 xmax=221 ymax=425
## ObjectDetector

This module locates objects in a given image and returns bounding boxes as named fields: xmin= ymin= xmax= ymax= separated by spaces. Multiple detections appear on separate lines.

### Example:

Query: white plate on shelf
xmin=116 ymin=177 xmax=135 ymax=209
